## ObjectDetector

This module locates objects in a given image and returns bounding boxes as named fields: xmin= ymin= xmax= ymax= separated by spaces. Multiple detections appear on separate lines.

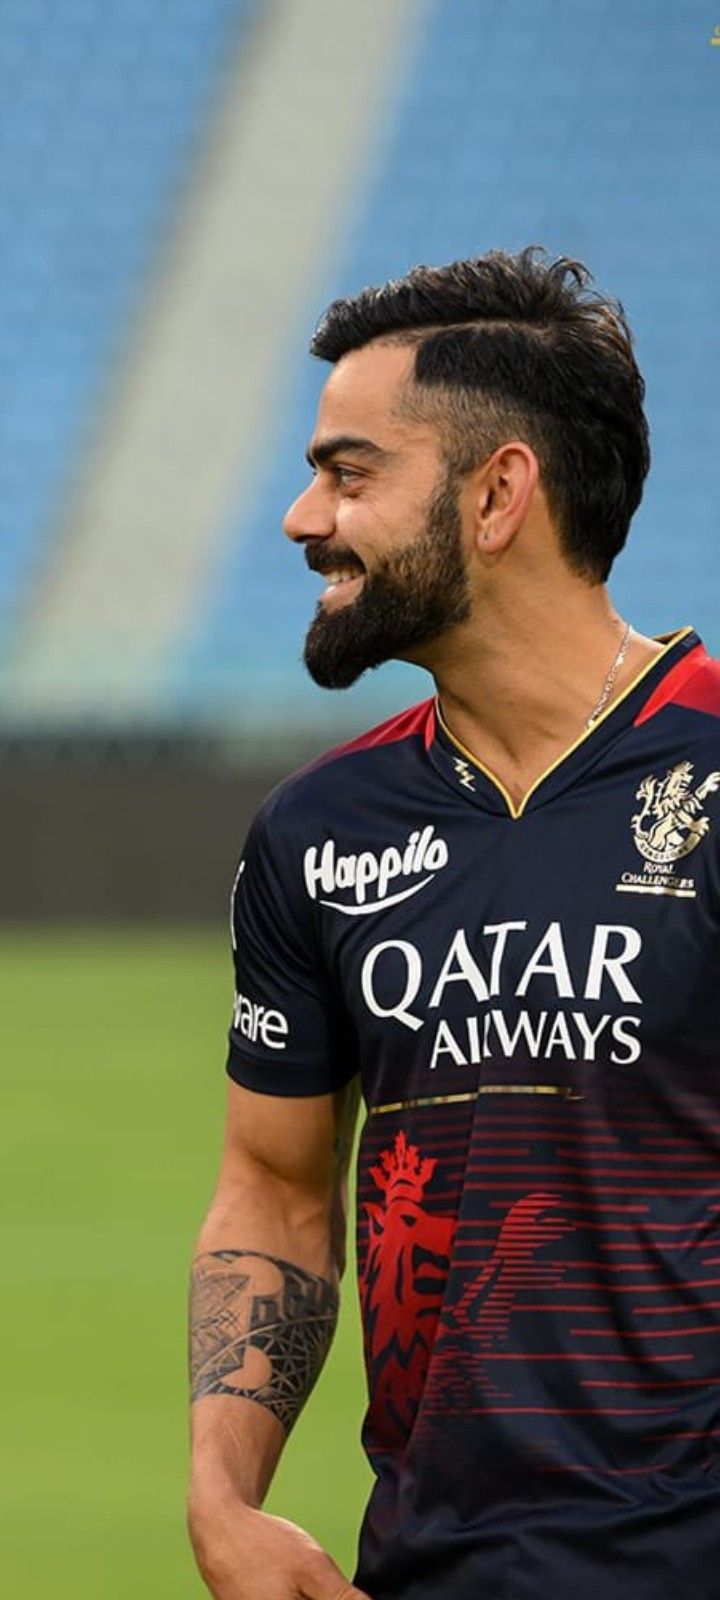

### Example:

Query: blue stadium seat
xmin=0 ymin=0 xmax=255 ymax=648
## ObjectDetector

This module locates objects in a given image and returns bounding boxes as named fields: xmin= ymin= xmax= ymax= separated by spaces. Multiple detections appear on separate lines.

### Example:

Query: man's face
xmin=283 ymin=343 xmax=473 ymax=689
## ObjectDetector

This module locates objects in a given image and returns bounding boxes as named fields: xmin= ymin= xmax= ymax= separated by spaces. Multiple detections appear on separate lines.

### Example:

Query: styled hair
xmin=310 ymin=248 xmax=650 ymax=582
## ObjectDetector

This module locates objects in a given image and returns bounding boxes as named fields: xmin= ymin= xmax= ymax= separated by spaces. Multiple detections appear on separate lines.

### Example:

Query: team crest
xmin=632 ymin=762 xmax=720 ymax=864
xmin=617 ymin=761 xmax=720 ymax=898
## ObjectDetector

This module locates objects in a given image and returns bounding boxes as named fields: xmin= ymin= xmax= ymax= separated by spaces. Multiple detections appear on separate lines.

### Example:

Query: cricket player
xmin=188 ymin=248 xmax=720 ymax=1599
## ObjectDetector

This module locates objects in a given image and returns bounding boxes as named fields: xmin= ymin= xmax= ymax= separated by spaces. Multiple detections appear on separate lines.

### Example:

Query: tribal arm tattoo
xmin=189 ymin=1249 xmax=339 ymax=1433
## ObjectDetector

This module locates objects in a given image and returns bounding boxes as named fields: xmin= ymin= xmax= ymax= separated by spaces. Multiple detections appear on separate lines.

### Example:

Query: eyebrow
xmin=305 ymin=433 xmax=391 ymax=469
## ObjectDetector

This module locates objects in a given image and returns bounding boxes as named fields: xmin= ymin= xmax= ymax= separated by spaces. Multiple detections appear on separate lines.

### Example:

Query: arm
xmin=188 ymin=1076 xmax=368 ymax=1600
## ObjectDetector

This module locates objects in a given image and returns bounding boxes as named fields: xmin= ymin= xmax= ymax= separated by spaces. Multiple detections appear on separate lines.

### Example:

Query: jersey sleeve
xmin=226 ymin=798 xmax=357 ymax=1096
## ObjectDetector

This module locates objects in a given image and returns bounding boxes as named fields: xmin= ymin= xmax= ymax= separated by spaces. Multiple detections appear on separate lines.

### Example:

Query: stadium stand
xmin=0 ymin=0 xmax=253 ymax=654
xmin=0 ymin=0 xmax=415 ymax=729
xmin=0 ymin=0 xmax=717 ymax=738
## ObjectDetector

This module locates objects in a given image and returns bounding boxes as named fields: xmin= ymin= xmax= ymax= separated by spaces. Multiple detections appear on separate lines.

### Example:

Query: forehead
xmin=314 ymin=340 xmax=431 ymax=448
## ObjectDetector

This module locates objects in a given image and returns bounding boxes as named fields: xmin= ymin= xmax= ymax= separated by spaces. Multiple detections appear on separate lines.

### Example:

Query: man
xmin=188 ymin=249 xmax=720 ymax=1600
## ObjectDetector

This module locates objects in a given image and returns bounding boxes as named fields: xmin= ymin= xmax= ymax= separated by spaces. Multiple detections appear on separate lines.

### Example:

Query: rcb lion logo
xmin=632 ymin=762 xmax=720 ymax=865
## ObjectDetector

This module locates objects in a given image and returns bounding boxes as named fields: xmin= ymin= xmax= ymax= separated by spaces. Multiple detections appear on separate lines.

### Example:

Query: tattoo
xmin=190 ymin=1250 xmax=339 ymax=1431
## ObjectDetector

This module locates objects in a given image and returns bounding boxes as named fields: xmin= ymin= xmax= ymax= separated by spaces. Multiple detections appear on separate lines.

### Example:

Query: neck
xmin=426 ymin=585 xmax=664 ymax=807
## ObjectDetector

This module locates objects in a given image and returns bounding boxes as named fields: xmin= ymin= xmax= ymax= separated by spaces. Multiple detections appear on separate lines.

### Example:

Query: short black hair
xmin=310 ymin=248 xmax=650 ymax=583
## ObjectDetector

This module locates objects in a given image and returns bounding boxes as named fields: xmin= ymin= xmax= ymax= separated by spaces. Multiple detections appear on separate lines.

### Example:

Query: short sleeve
xmin=226 ymin=799 xmax=357 ymax=1096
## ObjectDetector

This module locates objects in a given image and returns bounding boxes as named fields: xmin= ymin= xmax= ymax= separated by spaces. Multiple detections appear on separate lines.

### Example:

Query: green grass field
xmin=1 ymin=929 xmax=372 ymax=1598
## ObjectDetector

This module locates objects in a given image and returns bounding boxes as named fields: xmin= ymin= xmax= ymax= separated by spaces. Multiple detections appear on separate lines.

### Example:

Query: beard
xmin=303 ymin=470 xmax=472 ymax=690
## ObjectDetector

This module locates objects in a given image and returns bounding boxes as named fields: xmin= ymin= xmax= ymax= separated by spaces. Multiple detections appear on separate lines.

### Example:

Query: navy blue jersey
xmin=228 ymin=627 xmax=720 ymax=1600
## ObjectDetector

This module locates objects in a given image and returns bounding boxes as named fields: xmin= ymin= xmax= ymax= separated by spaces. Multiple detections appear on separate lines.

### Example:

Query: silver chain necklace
xmin=586 ymin=622 xmax=632 ymax=727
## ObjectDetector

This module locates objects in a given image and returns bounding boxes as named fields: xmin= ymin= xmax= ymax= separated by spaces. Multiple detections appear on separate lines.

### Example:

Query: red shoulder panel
xmin=301 ymin=698 xmax=436 ymax=780
xmin=327 ymin=697 xmax=436 ymax=759
xmin=634 ymin=645 xmax=720 ymax=726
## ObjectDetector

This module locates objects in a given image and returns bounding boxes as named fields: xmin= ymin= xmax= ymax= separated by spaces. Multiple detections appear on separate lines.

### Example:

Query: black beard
xmin=303 ymin=472 xmax=471 ymax=690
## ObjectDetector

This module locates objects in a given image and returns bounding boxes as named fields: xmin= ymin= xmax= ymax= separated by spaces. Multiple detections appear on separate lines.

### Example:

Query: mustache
xmin=304 ymin=545 xmax=366 ymax=578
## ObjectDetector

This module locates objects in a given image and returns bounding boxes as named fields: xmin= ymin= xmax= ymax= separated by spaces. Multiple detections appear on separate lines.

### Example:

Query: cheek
xmin=333 ymin=498 xmax=377 ymax=554
xmin=335 ymin=488 xmax=415 ymax=553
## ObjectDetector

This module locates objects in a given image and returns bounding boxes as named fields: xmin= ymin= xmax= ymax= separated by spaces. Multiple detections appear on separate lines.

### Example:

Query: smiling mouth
xmin=319 ymin=568 xmax=366 ymax=603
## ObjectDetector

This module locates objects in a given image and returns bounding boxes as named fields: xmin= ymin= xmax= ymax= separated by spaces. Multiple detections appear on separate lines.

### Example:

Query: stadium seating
xmin=0 ymin=0 xmax=253 ymax=649
xmin=0 ymin=0 xmax=717 ymax=731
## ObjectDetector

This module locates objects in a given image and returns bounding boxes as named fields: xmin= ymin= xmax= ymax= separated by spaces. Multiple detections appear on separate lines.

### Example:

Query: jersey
xmin=227 ymin=626 xmax=720 ymax=1600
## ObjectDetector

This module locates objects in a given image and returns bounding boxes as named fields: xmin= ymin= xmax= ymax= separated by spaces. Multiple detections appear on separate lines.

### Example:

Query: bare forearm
xmin=185 ymin=1083 xmax=366 ymax=1600
xmin=189 ymin=1185 xmax=340 ymax=1510
xmin=191 ymin=1244 xmax=338 ymax=1417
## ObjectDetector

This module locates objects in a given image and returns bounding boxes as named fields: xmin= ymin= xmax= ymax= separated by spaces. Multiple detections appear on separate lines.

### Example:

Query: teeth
xmin=325 ymin=570 xmax=360 ymax=584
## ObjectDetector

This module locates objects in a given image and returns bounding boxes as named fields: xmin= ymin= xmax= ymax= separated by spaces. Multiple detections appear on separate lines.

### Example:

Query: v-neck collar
xmin=429 ymin=627 xmax=700 ymax=819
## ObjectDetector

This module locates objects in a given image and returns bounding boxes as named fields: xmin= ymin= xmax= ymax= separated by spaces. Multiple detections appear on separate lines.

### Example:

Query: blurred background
xmin=1 ymin=0 xmax=717 ymax=1594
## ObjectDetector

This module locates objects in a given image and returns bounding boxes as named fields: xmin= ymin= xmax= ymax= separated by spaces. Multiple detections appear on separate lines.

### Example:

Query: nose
xmin=283 ymin=477 xmax=335 ymax=545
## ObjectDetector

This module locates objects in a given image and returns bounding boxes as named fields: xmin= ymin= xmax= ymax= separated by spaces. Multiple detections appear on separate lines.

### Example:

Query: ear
xmin=474 ymin=442 xmax=539 ymax=554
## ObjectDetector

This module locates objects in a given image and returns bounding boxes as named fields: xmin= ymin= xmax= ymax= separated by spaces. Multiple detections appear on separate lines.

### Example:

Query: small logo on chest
xmin=617 ymin=760 xmax=720 ymax=898
xmin=453 ymin=757 xmax=477 ymax=791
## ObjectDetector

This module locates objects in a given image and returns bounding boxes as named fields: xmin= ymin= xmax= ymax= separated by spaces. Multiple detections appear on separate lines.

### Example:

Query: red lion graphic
xmin=360 ymin=1132 xmax=579 ymax=1444
xmin=359 ymin=1131 xmax=456 ymax=1447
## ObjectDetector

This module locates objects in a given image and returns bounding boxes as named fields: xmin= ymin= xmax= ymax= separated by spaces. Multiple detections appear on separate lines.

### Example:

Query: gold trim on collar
xmin=436 ymin=627 xmax=693 ymax=821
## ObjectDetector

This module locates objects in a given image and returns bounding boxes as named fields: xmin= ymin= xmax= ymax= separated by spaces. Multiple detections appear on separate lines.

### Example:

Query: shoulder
xmin=671 ymin=652 xmax=720 ymax=722
xmin=636 ymin=641 xmax=720 ymax=731
xmin=256 ymin=697 xmax=436 ymax=838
